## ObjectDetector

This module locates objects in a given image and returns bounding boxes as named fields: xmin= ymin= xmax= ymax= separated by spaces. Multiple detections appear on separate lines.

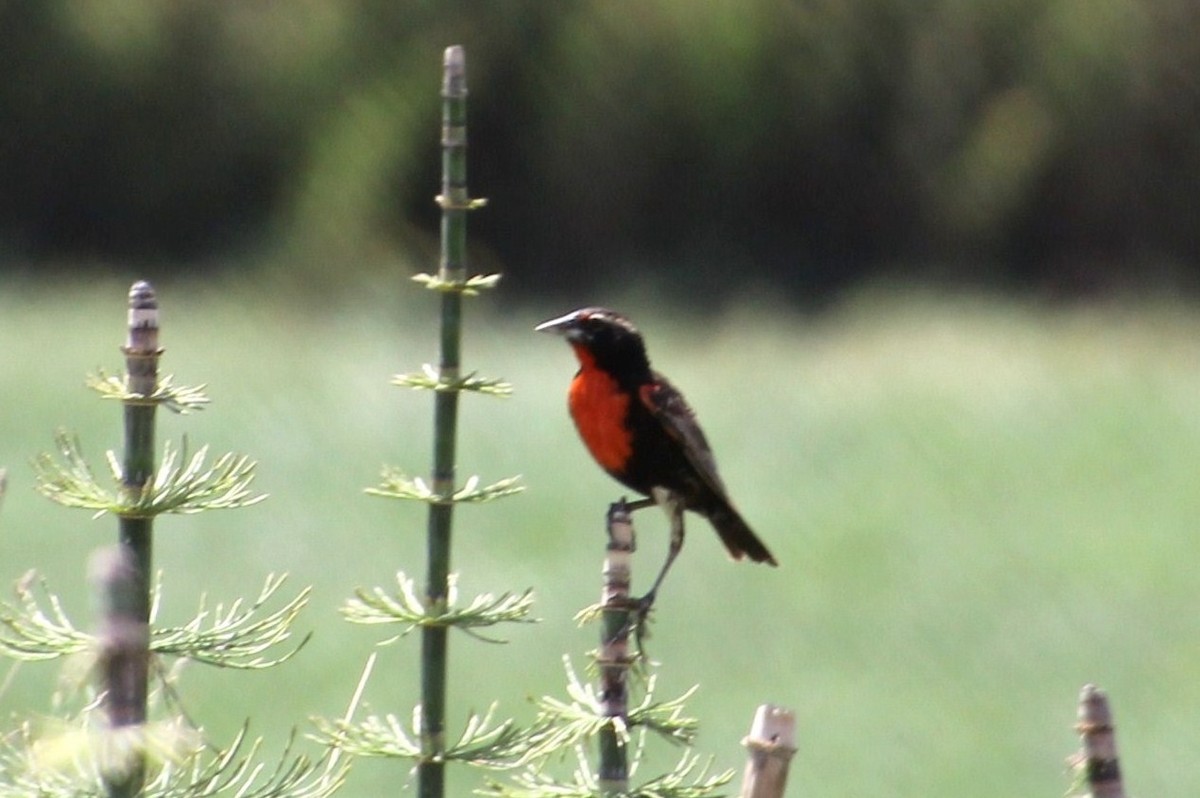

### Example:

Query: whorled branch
xmin=522 ymin=657 xmax=699 ymax=762
xmin=0 ymin=721 xmax=346 ymax=798
xmin=0 ymin=572 xmax=91 ymax=660
xmin=152 ymin=574 xmax=311 ymax=669
xmin=342 ymin=571 xmax=536 ymax=644
xmin=391 ymin=364 xmax=513 ymax=396
xmin=88 ymin=371 xmax=211 ymax=415
xmin=411 ymin=271 xmax=498 ymax=295
xmin=366 ymin=469 xmax=523 ymax=505
xmin=34 ymin=434 xmax=266 ymax=518
xmin=0 ymin=573 xmax=310 ymax=669
xmin=313 ymin=702 xmax=535 ymax=770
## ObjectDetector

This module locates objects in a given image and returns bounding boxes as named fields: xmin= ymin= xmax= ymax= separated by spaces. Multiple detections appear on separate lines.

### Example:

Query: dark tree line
xmin=2 ymin=1 xmax=1198 ymax=300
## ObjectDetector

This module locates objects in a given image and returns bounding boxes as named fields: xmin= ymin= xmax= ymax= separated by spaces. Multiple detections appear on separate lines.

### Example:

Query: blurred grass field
xmin=2 ymin=277 xmax=1200 ymax=796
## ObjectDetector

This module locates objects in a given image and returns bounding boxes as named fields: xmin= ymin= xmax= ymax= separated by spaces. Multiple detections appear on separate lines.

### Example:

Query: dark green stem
xmin=106 ymin=280 xmax=161 ymax=796
xmin=419 ymin=45 xmax=469 ymax=798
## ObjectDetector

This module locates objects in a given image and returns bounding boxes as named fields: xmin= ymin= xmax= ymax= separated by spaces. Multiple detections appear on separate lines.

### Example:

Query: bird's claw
xmin=600 ymin=591 xmax=656 ymax=651
xmin=632 ymin=590 xmax=657 ymax=648
xmin=636 ymin=588 xmax=657 ymax=619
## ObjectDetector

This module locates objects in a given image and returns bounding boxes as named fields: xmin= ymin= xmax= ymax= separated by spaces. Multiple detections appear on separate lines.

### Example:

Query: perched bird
xmin=536 ymin=307 xmax=777 ymax=604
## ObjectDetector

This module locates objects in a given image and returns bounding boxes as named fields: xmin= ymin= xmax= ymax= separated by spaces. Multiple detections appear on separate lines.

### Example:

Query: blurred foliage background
xmin=4 ymin=4 xmax=1200 ymax=795
xmin=3 ymin=1 xmax=1199 ymax=299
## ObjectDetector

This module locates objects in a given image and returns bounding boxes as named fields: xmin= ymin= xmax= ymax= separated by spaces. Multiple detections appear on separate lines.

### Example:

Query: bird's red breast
xmin=567 ymin=342 xmax=634 ymax=474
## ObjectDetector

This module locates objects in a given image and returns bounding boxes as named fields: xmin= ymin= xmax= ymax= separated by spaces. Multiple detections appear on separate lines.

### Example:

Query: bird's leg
xmin=605 ymin=493 xmax=684 ymax=649
xmin=637 ymin=491 xmax=685 ymax=616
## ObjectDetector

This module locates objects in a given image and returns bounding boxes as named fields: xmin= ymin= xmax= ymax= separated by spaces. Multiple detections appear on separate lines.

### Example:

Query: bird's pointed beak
xmin=534 ymin=311 xmax=580 ymax=335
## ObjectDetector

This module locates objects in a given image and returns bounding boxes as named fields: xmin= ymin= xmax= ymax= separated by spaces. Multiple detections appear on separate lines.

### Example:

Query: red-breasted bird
xmin=536 ymin=307 xmax=777 ymax=603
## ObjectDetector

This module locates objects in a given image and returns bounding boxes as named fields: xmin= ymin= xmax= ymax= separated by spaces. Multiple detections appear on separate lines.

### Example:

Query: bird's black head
xmin=535 ymin=307 xmax=651 ymax=377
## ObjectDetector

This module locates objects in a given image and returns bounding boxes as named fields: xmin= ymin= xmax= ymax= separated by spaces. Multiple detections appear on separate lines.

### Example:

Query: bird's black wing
xmin=639 ymin=373 xmax=731 ymax=499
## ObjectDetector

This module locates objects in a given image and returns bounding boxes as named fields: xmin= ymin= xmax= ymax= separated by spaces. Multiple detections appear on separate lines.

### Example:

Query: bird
xmin=536 ymin=307 xmax=777 ymax=606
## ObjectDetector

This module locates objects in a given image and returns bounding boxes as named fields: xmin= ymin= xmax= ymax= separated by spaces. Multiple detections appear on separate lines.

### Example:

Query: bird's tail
xmin=706 ymin=500 xmax=778 ymax=566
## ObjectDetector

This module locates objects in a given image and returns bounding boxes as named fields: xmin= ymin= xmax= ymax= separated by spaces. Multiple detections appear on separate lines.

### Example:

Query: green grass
xmin=2 ymin=278 xmax=1199 ymax=796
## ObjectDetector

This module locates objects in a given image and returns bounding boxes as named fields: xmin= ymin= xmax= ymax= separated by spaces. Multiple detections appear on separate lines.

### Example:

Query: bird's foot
xmin=599 ymin=592 xmax=655 ymax=653
xmin=629 ymin=589 xmax=657 ymax=651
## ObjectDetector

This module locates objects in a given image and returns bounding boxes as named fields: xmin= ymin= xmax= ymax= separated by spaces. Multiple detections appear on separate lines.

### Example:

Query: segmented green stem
xmin=108 ymin=280 xmax=161 ymax=795
xmin=419 ymin=44 xmax=469 ymax=798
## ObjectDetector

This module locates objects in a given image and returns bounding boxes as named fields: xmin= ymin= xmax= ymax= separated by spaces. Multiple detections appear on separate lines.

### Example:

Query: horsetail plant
xmin=1 ymin=281 xmax=343 ymax=797
xmin=312 ymin=45 xmax=534 ymax=798
xmin=483 ymin=503 xmax=732 ymax=798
